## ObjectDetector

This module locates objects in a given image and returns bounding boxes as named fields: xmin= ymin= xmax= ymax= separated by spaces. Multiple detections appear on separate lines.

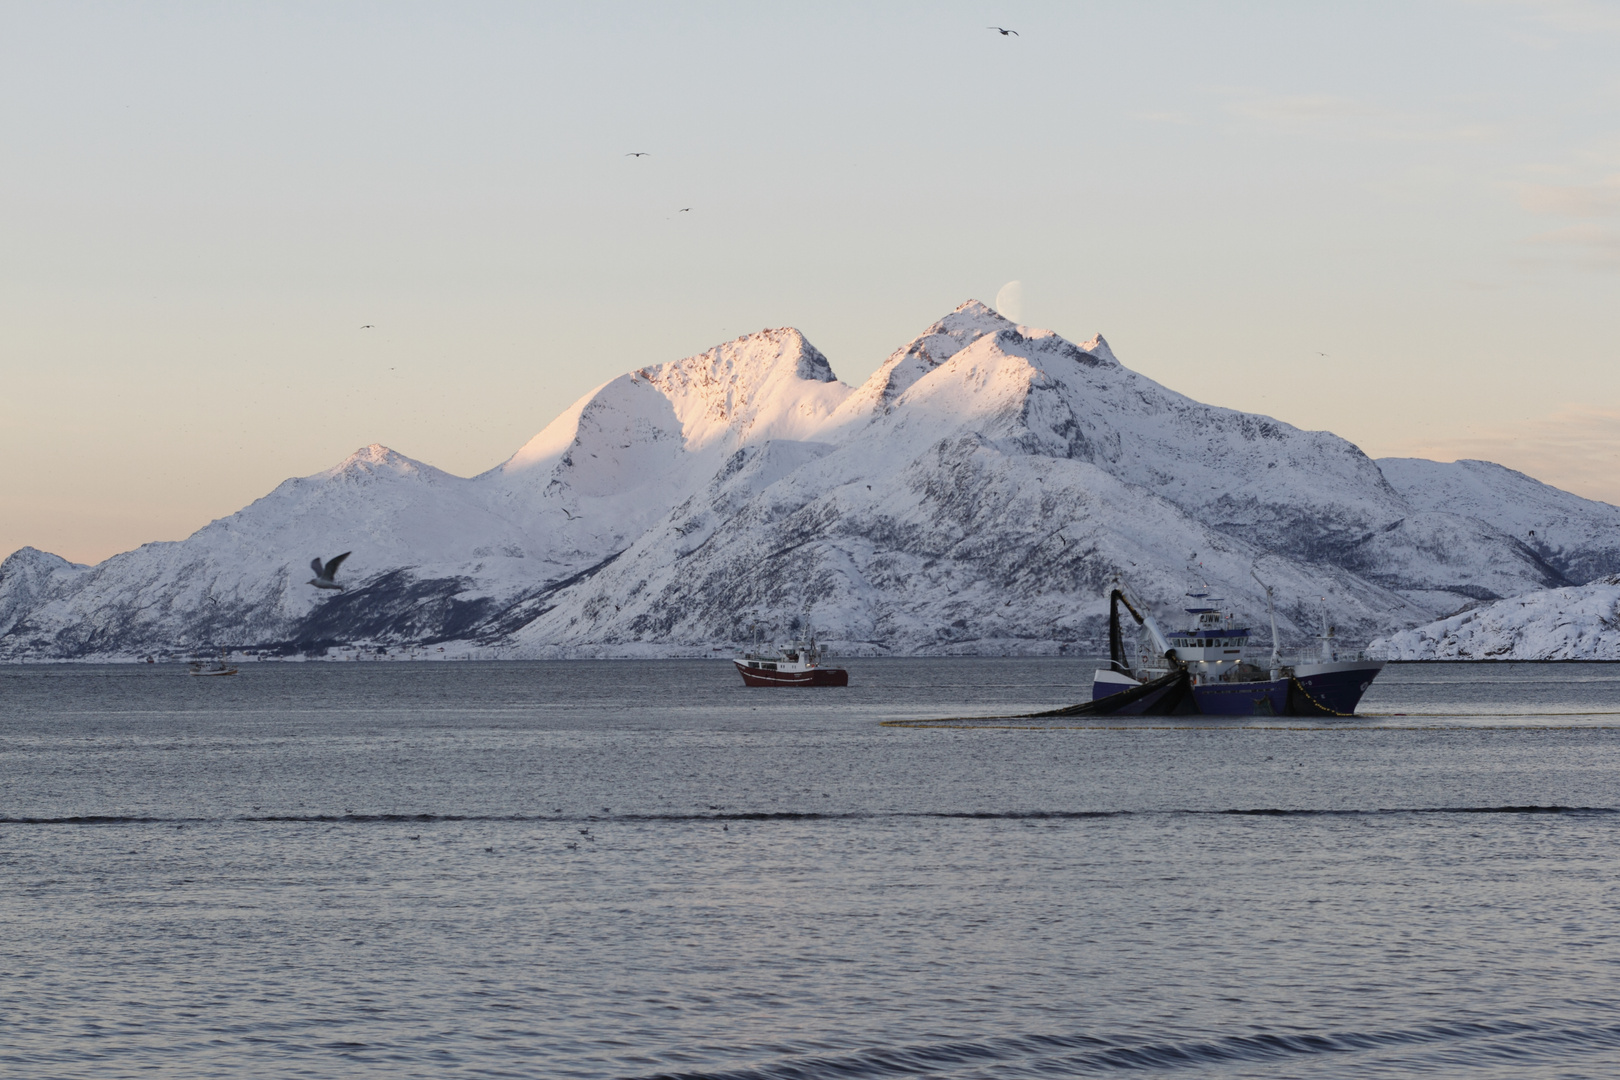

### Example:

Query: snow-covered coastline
xmin=1371 ymin=576 xmax=1620 ymax=661
xmin=6 ymin=301 xmax=1619 ymax=661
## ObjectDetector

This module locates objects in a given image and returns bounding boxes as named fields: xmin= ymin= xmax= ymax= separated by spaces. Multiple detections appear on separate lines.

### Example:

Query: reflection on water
xmin=2 ymin=659 xmax=1618 ymax=1078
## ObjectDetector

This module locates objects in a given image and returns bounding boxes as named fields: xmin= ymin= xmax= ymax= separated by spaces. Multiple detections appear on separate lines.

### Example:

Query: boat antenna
xmin=1249 ymin=566 xmax=1281 ymax=675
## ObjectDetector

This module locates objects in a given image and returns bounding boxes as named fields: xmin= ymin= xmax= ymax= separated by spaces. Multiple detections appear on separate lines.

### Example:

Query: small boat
xmin=734 ymin=627 xmax=847 ymax=687
xmin=1081 ymin=575 xmax=1384 ymax=717
xmin=189 ymin=650 xmax=239 ymax=677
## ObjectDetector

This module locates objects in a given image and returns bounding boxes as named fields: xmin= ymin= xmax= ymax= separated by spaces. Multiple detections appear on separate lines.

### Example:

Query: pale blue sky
xmin=3 ymin=1 xmax=1618 ymax=562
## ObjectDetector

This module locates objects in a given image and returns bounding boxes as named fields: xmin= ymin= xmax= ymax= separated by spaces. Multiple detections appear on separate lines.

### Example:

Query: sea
xmin=3 ymin=658 xmax=1619 ymax=1079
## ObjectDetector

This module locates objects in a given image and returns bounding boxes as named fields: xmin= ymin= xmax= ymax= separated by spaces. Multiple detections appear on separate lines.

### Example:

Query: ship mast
xmin=1250 ymin=568 xmax=1281 ymax=679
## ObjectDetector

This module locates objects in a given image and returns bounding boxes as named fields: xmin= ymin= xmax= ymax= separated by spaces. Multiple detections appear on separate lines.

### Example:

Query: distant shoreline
xmin=8 ymin=655 xmax=1620 ymax=666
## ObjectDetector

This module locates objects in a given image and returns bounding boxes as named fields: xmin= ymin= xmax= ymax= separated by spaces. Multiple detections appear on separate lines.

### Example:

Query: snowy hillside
xmin=2 ymin=300 xmax=1611 ymax=660
xmin=1371 ymin=576 xmax=1620 ymax=660
xmin=1378 ymin=458 xmax=1620 ymax=584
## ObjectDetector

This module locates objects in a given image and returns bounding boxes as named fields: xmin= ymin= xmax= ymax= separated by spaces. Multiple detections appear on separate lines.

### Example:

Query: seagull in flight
xmin=308 ymin=552 xmax=351 ymax=591
xmin=625 ymin=152 xmax=650 ymax=157
xmin=360 ymin=324 xmax=374 ymax=329
xmin=678 ymin=207 xmax=691 ymax=212
xmin=988 ymin=26 xmax=1018 ymax=35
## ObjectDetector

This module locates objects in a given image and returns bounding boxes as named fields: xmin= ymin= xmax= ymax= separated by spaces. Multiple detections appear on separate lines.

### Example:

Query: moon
xmin=995 ymin=280 xmax=1024 ymax=323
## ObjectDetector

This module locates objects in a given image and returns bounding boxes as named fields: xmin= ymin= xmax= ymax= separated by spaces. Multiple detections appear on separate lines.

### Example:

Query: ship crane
xmin=1106 ymin=578 xmax=1175 ymax=671
xmin=1250 ymin=567 xmax=1283 ymax=681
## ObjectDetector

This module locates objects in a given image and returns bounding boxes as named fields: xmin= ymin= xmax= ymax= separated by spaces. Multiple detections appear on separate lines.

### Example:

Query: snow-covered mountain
xmin=5 ymin=300 xmax=1616 ymax=660
xmin=1371 ymin=576 xmax=1620 ymax=660
xmin=1378 ymin=458 xmax=1620 ymax=585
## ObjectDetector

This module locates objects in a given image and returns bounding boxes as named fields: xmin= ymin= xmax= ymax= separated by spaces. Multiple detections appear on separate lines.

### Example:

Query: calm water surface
xmin=2 ymin=659 xmax=1619 ymax=1078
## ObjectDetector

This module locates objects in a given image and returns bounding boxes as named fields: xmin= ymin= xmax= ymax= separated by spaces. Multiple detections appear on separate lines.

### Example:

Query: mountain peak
xmin=952 ymin=298 xmax=1000 ymax=318
xmin=944 ymin=299 xmax=1015 ymax=332
xmin=840 ymin=301 xmax=1017 ymax=414
xmin=644 ymin=326 xmax=836 ymax=386
xmin=323 ymin=444 xmax=444 ymax=482
xmin=1079 ymin=333 xmax=1118 ymax=364
xmin=0 ymin=545 xmax=83 ymax=576
xmin=0 ymin=546 xmax=86 ymax=637
xmin=349 ymin=443 xmax=400 ymax=464
xmin=638 ymin=326 xmax=848 ymax=451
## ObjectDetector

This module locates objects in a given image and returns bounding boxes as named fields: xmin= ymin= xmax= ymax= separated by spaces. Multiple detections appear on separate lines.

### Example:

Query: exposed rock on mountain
xmin=4 ymin=301 xmax=1616 ymax=660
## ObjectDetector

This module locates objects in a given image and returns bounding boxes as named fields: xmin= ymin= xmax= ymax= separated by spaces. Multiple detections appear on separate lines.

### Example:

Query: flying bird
xmin=308 ymin=552 xmax=351 ymax=591
xmin=625 ymin=152 xmax=650 ymax=157
xmin=360 ymin=325 xmax=374 ymax=329
xmin=988 ymin=26 xmax=1018 ymax=35
xmin=678 ymin=207 xmax=692 ymax=212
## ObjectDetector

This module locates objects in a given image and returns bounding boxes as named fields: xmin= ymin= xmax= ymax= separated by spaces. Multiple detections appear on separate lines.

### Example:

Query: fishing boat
xmin=734 ymin=626 xmax=847 ymax=687
xmin=1085 ymin=575 xmax=1384 ymax=717
xmin=189 ymin=650 xmax=239 ymax=677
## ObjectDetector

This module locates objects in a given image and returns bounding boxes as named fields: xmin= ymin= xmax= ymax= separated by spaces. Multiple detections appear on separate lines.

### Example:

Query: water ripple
xmin=632 ymin=1020 xmax=1620 ymax=1079
xmin=1 ymin=806 xmax=1615 ymax=826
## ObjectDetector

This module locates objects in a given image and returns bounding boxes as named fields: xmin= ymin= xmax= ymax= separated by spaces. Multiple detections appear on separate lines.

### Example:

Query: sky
xmin=2 ymin=0 xmax=1618 ymax=565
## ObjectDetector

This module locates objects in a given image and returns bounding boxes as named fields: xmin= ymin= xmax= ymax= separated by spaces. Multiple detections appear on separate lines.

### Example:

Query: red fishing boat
xmin=734 ymin=635 xmax=848 ymax=687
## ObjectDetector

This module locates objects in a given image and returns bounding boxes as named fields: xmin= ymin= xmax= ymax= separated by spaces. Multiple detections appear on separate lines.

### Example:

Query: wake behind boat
xmin=1083 ymin=576 xmax=1384 ymax=717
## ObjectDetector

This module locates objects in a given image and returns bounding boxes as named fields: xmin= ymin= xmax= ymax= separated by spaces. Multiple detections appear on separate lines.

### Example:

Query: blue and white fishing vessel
xmin=1087 ymin=575 xmax=1385 ymax=717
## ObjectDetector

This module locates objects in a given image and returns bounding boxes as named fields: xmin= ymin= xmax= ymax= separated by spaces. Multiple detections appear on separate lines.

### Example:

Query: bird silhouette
xmin=360 ymin=324 xmax=374 ymax=329
xmin=988 ymin=26 xmax=1018 ymax=35
xmin=678 ymin=207 xmax=692 ymax=212
xmin=625 ymin=152 xmax=650 ymax=157
xmin=308 ymin=552 xmax=351 ymax=591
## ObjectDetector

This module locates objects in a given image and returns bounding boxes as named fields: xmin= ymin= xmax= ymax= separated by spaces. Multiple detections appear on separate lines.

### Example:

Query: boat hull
xmin=1091 ymin=660 xmax=1384 ymax=717
xmin=1086 ymin=668 xmax=1196 ymax=715
xmin=735 ymin=661 xmax=848 ymax=687
xmin=1289 ymin=660 xmax=1387 ymax=716
xmin=1190 ymin=679 xmax=1290 ymax=716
